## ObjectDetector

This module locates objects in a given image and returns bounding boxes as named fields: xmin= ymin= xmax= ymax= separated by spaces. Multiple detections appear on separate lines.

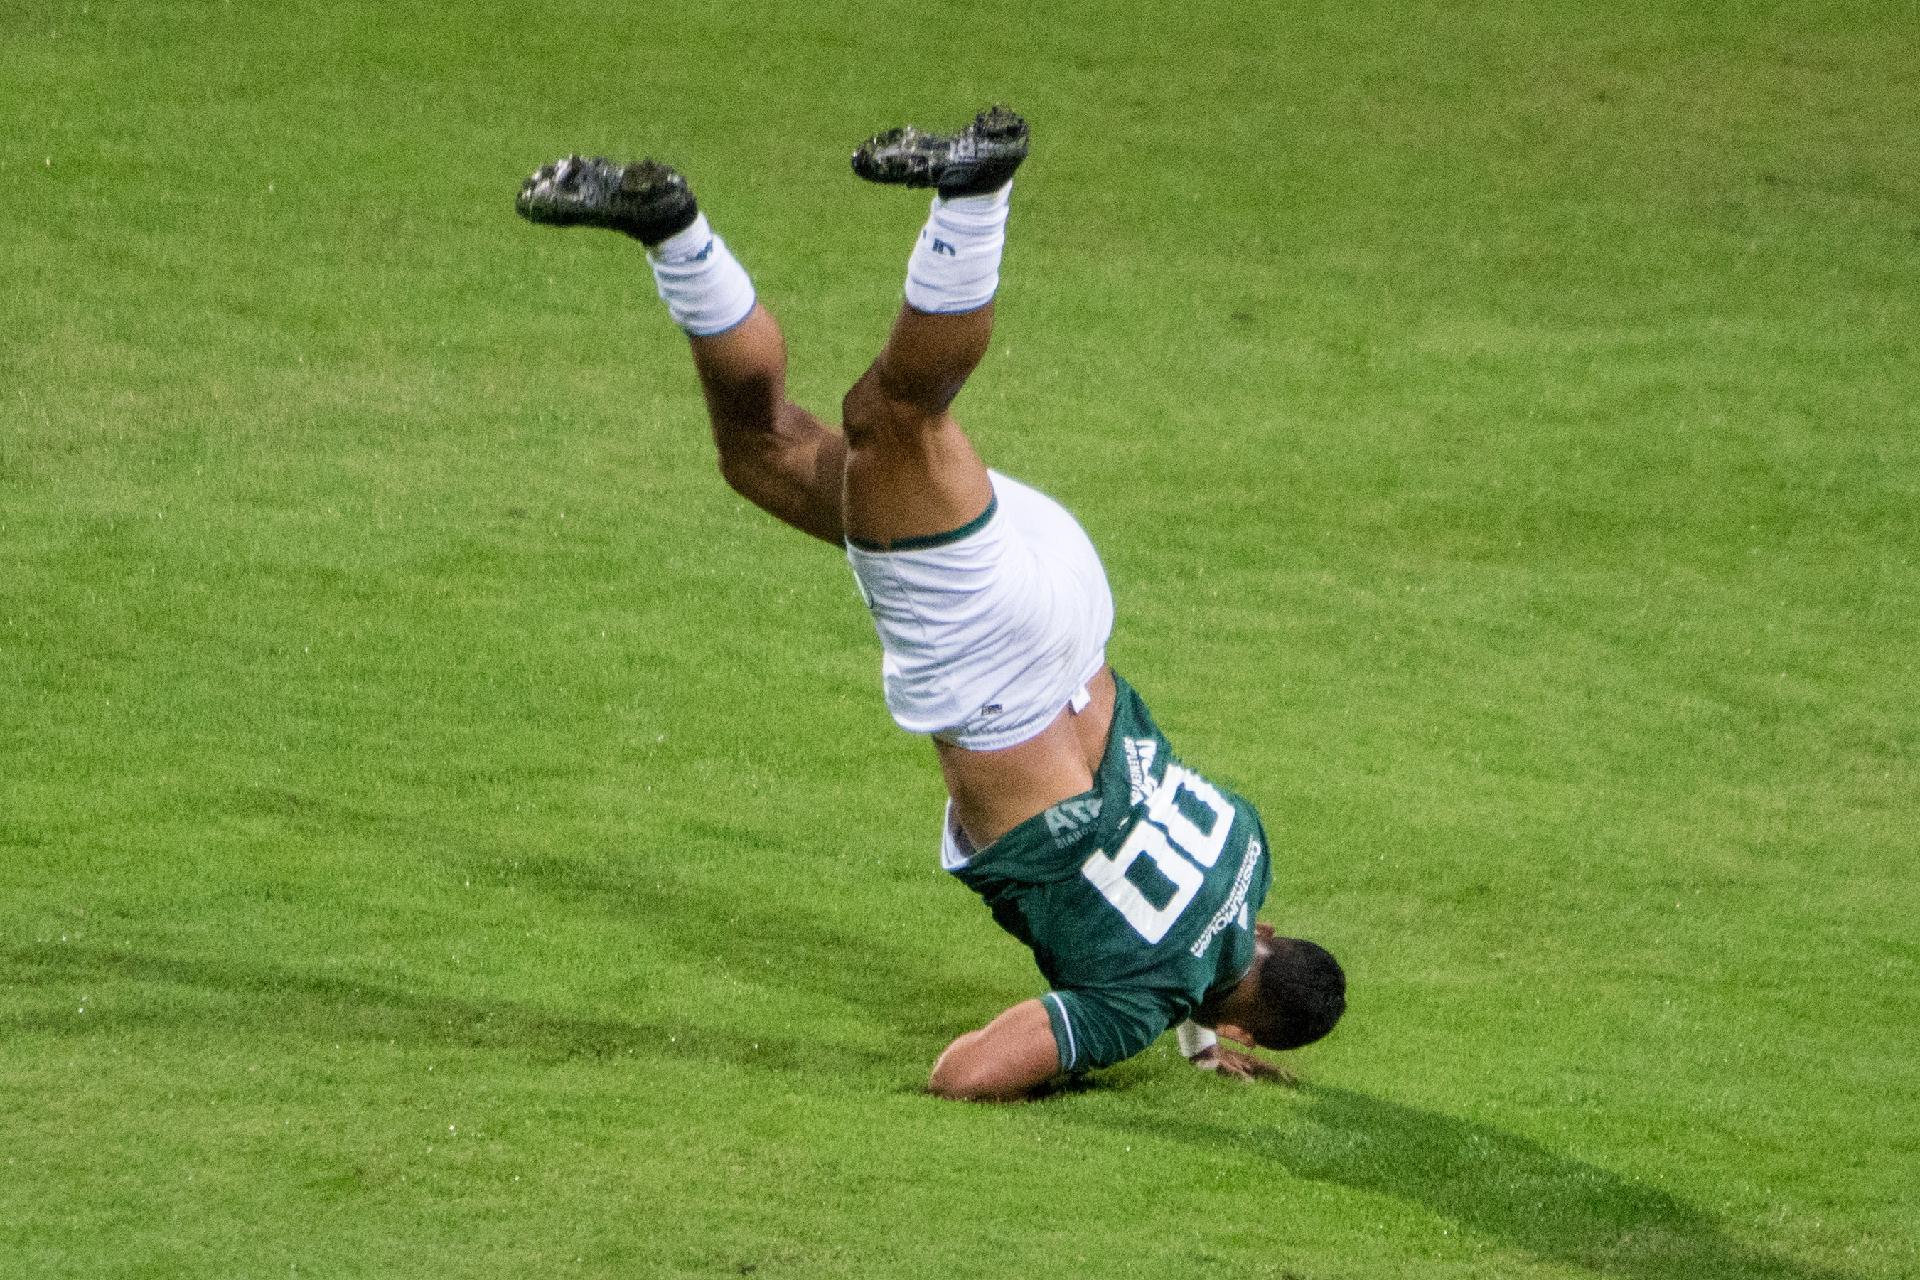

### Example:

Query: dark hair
xmin=1245 ymin=937 xmax=1346 ymax=1050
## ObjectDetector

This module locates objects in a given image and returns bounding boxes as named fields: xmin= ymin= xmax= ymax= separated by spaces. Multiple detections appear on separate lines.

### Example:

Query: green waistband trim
xmin=845 ymin=495 xmax=998 ymax=553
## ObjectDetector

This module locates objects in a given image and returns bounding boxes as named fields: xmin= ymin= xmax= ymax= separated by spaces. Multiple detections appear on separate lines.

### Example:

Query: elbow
xmin=926 ymin=1042 xmax=990 ymax=1102
xmin=926 ymin=1064 xmax=1011 ymax=1103
xmin=925 ymin=1001 xmax=1062 ymax=1102
xmin=715 ymin=445 xmax=761 ymax=501
xmin=926 ymin=1042 xmax=1035 ymax=1104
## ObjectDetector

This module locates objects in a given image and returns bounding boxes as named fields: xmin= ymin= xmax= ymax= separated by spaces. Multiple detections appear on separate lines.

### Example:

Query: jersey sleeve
xmin=1041 ymin=985 xmax=1176 ymax=1073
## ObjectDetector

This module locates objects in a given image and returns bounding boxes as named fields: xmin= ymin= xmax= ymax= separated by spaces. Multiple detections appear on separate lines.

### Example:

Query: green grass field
xmin=5 ymin=1 xmax=1917 ymax=1276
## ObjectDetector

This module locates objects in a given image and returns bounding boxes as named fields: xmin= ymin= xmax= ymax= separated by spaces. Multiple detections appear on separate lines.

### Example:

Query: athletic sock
xmin=903 ymin=181 xmax=1012 ymax=315
xmin=645 ymin=212 xmax=757 ymax=337
xmin=1176 ymin=1021 xmax=1218 ymax=1060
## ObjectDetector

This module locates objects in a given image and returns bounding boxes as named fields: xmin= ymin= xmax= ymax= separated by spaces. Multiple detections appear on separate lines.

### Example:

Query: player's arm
xmin=1176 ymin=1020 xmax=1296 ymax=1084
xmin=926 ymin=998 xmax=1061 ymax=1102
xmin=1183 ymin=924 xmax=1297 ymax=1084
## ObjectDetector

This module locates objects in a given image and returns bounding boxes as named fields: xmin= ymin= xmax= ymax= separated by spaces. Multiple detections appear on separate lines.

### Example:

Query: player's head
xmin=1206 ymin=924 xmax=1346 ymax=1051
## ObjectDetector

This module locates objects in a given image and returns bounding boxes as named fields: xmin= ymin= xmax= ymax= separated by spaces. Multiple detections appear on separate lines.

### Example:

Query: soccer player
xmin=515 ymin=107 xmax=1346 ymax=1101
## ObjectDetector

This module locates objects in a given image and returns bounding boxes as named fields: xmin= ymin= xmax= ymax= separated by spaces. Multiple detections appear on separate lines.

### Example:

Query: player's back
xmin=942 ymin=672 xmax=1273 ymax=1070
xmin=934 ymin=666 xmax=1118 ymax=847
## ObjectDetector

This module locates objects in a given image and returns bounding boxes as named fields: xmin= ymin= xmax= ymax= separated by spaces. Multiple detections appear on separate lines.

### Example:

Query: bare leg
xmin=839 ymin=106 xmax=1028 ymax=545
xmin=514 ymin=155 xmax=849 ymax=544
xmin=689 ymin=303 xmax=847 ymax=546
xmin=839 ymin=302 xmax=997 ymax=547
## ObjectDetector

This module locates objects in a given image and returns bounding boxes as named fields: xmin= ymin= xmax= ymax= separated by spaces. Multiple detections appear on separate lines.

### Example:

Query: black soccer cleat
xmin=514 ymin=154 xmax=699 ymax=245
xmin=851 ymin=104 xmax=1029 ymax=197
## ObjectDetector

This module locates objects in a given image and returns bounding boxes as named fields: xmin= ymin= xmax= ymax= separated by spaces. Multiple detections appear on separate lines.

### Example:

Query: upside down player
xmin=516 ymin=106 xmax=1346 ymax=1101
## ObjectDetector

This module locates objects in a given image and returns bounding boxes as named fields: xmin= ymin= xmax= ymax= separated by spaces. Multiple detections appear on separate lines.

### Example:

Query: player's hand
xmin=1188 ymin=1044 xmax=1298 ymax=1086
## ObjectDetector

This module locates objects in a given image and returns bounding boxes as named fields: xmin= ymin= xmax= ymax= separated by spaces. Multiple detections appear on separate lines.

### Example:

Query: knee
xmin=841 ymin=368 xmax=942 ymax=450
xmin=702 ymin=369 xmax=783 ymax=448
xmin=709 ymin=405 xmax=763 ymax=482
xmin=714 ymin=443 xmax=759 ymax=500
xmin=711 ymin=416 xmax=795 ymax=503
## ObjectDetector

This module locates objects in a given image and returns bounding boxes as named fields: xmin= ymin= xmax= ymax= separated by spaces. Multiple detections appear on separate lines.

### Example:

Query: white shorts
xmin=845 ymin=470 xmax=1114 ymax=751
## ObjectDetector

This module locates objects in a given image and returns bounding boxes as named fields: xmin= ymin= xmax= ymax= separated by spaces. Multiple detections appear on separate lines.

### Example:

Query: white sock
xmin=1175 ymin=1021 xmax=1218 ymax=1059
xmin=903 ymin=182 xmax=1012 ymax=315
xmin=646 ymin=213 xmax=757 ymax=337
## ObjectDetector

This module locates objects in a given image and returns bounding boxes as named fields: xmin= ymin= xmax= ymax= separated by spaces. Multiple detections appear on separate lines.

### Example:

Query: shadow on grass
xmin=7 ymin=814 xmax=1022 ymax=1080
xmin=5 ymin=943 xmax=896 ymax=1078
xmin=7 ymin=816 xmax=1033 ymax=1092
xmin=466 ymin=817 xmax=1024 ymax=1039
xmin=1106 ymin=1084 xmax=1857 ymax=1280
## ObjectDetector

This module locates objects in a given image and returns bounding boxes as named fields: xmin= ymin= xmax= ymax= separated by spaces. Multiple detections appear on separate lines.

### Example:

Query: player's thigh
xmin=840 ymin=385 xmax=993 ymax=547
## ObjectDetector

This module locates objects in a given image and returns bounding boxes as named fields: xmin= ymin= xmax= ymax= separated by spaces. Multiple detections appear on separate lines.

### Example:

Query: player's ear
xmin=1255 ymin=921 xmax=1275 ymax=940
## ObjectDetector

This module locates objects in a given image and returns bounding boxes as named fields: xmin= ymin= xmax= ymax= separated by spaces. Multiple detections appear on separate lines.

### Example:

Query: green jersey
xmin=947 ymin=672 xmax=1272 ymax=1073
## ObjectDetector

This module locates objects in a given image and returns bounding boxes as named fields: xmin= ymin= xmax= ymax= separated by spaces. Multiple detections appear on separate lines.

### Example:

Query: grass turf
xmin=4 ymin=1 xmax=1916 ymax=1276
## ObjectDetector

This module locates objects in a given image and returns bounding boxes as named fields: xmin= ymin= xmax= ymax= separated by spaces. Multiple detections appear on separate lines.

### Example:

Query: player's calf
xmin=514 ymin=153 xmax=845 ymax=543
xmin=841 ymin=308 xmax=990 ymax=436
